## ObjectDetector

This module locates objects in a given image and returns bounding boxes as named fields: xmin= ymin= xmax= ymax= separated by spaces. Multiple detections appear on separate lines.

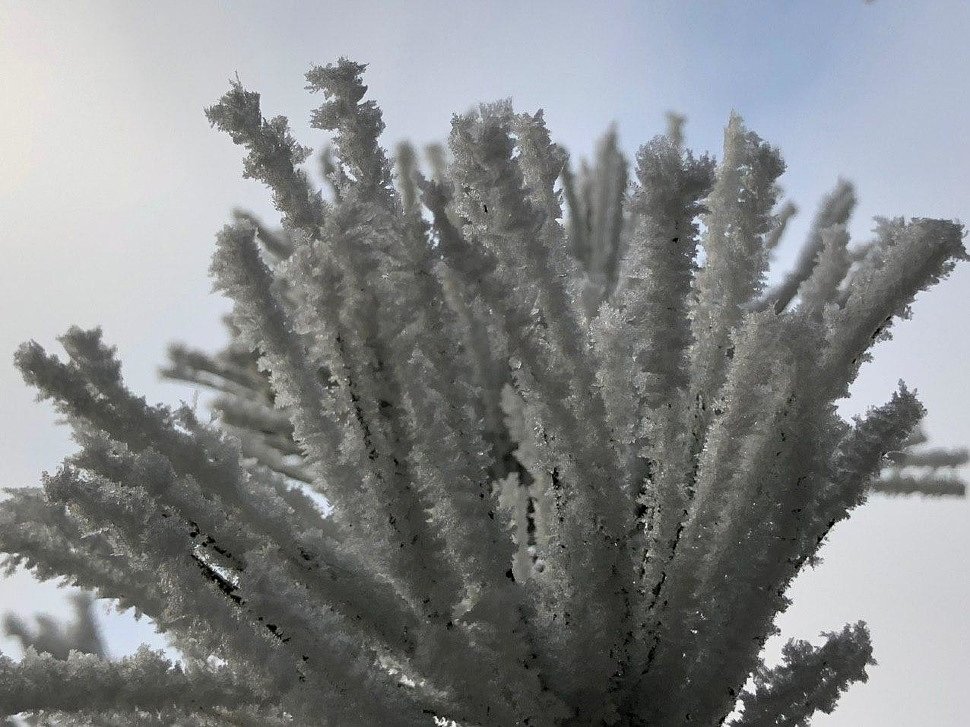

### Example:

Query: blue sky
xmin=1 ymin=2 xmax=968 ymax=724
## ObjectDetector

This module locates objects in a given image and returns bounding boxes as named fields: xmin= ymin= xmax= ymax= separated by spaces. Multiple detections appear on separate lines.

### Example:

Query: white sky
xmin=1 ymin=1 xmax=968 ymax=724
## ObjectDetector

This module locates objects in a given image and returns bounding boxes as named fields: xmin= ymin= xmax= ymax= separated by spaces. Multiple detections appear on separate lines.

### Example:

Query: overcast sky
xmin=1 ymin=1 xmax=968 ymax=724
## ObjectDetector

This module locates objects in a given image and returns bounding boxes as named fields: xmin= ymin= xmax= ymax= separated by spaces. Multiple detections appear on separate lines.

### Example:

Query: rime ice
xmin=1 ymin=59 xmax=966 ymax=726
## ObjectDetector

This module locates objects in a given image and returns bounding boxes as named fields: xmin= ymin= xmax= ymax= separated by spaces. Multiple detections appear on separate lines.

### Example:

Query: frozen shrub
xmin=1 ymin=60 xmax=965 ymax=726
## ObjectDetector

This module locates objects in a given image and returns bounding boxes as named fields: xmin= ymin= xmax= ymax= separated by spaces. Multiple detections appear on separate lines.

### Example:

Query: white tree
xmin=0 ymin=59 xmax=965 ymax=726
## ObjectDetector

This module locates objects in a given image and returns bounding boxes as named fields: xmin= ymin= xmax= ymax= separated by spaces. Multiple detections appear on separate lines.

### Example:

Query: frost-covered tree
xmin=1 ymin=59 xmax=966 ymax=726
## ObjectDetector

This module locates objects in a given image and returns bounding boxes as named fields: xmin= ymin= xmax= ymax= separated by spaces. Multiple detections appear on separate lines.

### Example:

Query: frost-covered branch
xmin=3 ymin=60 xmax=965 ymax=727
xmin=0 ymin=647 xmax=267 ymax=718
xmin=730 ymin=622 xmax=875 ymax=727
